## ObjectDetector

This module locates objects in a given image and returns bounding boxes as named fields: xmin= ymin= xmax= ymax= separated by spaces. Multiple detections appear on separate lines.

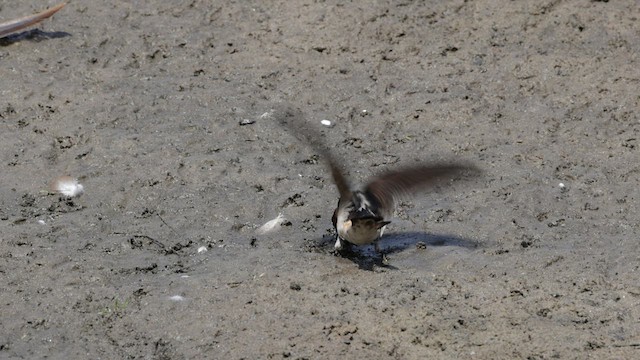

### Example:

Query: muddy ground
xmin=1 ymin=1 xmax=639 ymax=359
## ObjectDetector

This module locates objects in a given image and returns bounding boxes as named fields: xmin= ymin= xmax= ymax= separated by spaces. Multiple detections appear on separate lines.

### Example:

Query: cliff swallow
xmin=330 ymin=162 xmax=476 ymax=262
xmin=274 ymin=105 xmax=479 ymax=263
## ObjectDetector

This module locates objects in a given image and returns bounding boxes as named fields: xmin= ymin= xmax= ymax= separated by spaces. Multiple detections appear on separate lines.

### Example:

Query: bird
xmin=330 ymin=162 xmax=476 ymax=261
xmin=274 ymin=105 xmax=480 ymax=263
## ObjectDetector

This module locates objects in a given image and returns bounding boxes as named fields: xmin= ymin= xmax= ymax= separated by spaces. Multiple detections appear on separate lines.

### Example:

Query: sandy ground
xmin=1 ymin=1 xmax=639 ymax=359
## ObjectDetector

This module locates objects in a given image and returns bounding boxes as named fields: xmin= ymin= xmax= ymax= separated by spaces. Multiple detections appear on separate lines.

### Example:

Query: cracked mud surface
xmin=1 ymin=1 xmax=639 ymax=358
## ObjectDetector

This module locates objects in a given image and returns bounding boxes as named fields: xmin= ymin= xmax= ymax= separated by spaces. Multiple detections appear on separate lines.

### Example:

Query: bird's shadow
xmin=308 ymin=231 xmax=479 ymax=271
xmin=0 ymin=29 xmax=70 ymax=46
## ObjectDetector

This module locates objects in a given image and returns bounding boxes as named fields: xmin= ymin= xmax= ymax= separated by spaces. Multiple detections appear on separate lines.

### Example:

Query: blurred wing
xmin=0 ymin=3 xmax=65 ymax=37
xmin=273 ymin=104 xmax=351 ymax=199
xmin=326 ymin=158 xmax=351 ymax=200
xmin=364 ymin=163 xmax=480 ymax=213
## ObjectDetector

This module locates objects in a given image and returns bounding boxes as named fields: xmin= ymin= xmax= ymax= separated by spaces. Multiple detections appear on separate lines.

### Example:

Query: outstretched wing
xmin=364 ymin=163 xmax=480 ymax=214
xmin=273 ymin=104 xmax=351 ymax=200
xmin=0 ymin=3 xmax=65 ymax=38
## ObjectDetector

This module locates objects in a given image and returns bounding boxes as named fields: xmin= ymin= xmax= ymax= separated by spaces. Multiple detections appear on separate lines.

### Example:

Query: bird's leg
xmin=334 ymin=235 xmax=352 ymax=252
xmin=374 ymin=239 xmax=389 ymax=265
xmin=375 ymin=224 xmax=389 ymax=265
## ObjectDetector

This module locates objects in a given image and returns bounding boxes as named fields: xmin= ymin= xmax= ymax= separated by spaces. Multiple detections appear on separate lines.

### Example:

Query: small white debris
xmin=197 ymin=246 xmax=208 ymax=253
xmin=257 ymin=213 xmax=287 ymax=234
xmin=180 ymin=275 xmax=190 ymax=278
xmin=361 ymin=109 xmax=368 ymax=114
xmin=37 ymin=219 xmax=46 ymax=225
xmin=260 ymin=111 xmax=273 ymax=119
xmin=559 ymin=182 xmax=568 ymax=193
xmin=169 ymin=295 xmax=185 ymax=301
xmin=50 ymin=176 xmax=84 ymax=198
xmin=320 ymin=119 xmax=333 ymax=127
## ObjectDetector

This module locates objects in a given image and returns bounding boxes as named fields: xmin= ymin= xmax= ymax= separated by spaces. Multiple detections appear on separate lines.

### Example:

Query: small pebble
xmin=169 ymin=295 xmax=185 ymax=301
xmin=37 ymin=219 xmax=46 ymax=225
xmin=416 ymin=241 xmax=427 ymax=249
xmin=239 ymin=119 xmax=255 ymax=126
xmin=320 ymin=119 xmax=332 ymax=127
xmin=197 ymin=246 xmax=208 ymax=253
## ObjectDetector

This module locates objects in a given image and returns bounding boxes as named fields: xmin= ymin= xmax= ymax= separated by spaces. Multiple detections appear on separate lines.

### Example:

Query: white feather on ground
xmin=256 ymin=213 xmax=287 ymax=234
xmin=50 ymin=176 xmax=84 ymax=198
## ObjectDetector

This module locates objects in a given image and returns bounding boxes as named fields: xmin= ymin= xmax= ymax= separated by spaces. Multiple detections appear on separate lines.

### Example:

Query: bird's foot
xmin=333 ymin=237 xmax=353 ymax=255
xmin=374 ymin=241 xmax=390 ymax=266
